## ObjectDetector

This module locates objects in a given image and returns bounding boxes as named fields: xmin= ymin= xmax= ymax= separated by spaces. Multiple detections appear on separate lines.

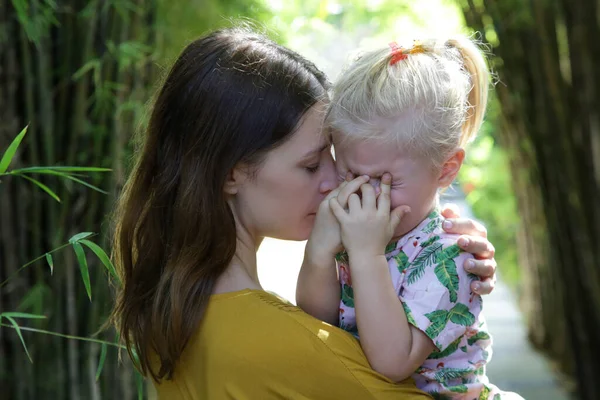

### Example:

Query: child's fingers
xmin=337 ymin=175 xmax=369 ymax=209
xmin=345 ymin=171 xmax=355 ymax=182
xmin=348 ymin=193 xmax=362 ymax=212
xmin=377 ymin=173 xmax=392 ymax=212
xmin=390 ymin=205 xmax=411 ymax=231
xmin=360 ymin=184 xmax=376 ymax=210
xmin=329 ymin=198 xmax=347 ymax=221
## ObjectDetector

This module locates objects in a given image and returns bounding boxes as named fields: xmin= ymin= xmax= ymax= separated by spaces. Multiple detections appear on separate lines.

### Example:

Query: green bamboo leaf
xmin=448 ymin=303 xmax=475 ymax=326
xmin=1 ymin=312 xmax=47 ymax=319
xmin=96 ymin=343 xmax=108 ymax=381
xmin=72 ymin=242 xmax=92 ymax=301
xmin=134 ymin=370 xmax=144 ymax=400
xmin=429 ymin=335 xmax=463 ymax=359
xmin=9 ymin=168 xmax=87 ymax=178
xmin=435 ymin=244 xmax=461 ymax=263
xmin=73 ymin=59 xmax=101 ymax=81
xmin=394 ymin=250 xmax=409 ymax=273
xmin=45 ymin=253 xmax=54 ymax=275
xmin=80 ymin=239 xmax=120 ymax=284
xmin=460 ymin=346 xmax=467 ymax=352
xmin=19 ymin=166 xmax=111 ymax=172
xmin=401 ymin=301 xmax=417 ymax=326
xmin=434 ymin=258 xmax=459 ymax=302
xmin=467 ymin=331 xmax=491 ymax=346
xmin=3 ymin=316 xmax=33 ymax=362
xmin=57 ymin=174 xmax=108 ymax=194
xmin=425 ymin=309 xmax=449 ymax=338
xmin=0 ymin=125 xmax=28 ymax=173
xmin=341 ymin=284 xmax=354 ymax=308
xmin=18 ymin=174 xmax=61 ymax=202
xmin=69 ymin=232 xmax=94 ymax=243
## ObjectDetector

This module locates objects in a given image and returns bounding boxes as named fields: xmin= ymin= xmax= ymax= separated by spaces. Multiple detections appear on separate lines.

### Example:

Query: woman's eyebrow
xmin=300 ymin=144 xmax=328 ymax=159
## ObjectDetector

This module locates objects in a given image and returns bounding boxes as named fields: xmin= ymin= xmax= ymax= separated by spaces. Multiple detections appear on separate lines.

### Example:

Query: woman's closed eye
xmin=305 ymin=163 xmax=320 ymax=174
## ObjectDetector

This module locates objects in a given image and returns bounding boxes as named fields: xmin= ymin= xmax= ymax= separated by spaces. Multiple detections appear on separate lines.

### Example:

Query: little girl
xmin=298 ymin=37 xmax=523 ymax=399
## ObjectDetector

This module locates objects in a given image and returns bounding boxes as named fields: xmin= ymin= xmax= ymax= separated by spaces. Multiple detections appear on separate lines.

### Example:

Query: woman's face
xmin=233 ymin=103 xmax=338 ymax=241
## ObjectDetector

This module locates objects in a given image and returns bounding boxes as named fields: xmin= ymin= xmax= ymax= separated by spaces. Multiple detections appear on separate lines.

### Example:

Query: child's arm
xmin=349 ymin=253 xmax=435 ymax=382
xmin=296 ymin=175 xmax=370 ymax=325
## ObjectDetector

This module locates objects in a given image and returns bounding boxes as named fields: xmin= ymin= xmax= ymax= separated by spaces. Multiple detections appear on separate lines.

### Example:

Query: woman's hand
xmin=305 ymin=174 xmax=370 ymax=263
xmin=440 ymin=204 xmax=497 ymax=295
xmin=329 ymin=173 xmax=410 ymax=264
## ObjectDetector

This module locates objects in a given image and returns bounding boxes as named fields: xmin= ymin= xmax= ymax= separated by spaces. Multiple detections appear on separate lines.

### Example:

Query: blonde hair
xmin=327 ymin=36 xmax=490 ymax=168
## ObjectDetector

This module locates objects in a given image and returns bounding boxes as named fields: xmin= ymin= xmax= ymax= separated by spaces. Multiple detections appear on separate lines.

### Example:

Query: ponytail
xmin=446 ymin=37 xmax=490 ymax=147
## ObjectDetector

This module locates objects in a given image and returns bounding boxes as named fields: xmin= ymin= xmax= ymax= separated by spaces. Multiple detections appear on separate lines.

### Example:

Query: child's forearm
xmin=349 ymin=254 xmax=429 ymax=381
xmin=296 ymin=246 xmax=341 ymax=325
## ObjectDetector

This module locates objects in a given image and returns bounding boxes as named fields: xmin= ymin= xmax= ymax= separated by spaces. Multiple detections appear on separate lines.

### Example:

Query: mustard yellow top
xmin=154 ymin=289 xmax=430 ymax=400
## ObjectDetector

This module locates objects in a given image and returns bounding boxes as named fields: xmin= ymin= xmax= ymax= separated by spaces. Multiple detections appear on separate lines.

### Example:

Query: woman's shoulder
xmin=164 ymin=289 xmax=429 ymax=399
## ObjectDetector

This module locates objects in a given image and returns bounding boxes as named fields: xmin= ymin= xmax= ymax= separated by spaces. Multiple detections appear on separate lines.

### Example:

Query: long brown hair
xmin=111 ymin=26 xmax=329 ymax=381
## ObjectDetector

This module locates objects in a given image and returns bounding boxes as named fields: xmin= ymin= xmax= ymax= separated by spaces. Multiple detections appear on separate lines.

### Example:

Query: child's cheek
xmin=389 ymin=188 xmax=407 ymax=210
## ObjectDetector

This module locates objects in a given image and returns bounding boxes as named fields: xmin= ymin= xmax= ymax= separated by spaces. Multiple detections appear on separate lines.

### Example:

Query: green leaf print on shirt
xmin=425 ymin=309 xmax=449 ymax=338
xmin=494 ymin=394 xmax=502 ymax=400
xmin=448 ymin=303 xmax=475 ymax=326
xmin=341 ymin=284 xmax=354 ymax=308
xmin=407 ymin=243 xmax=443 ymax=284
xmin=422 ymin=219 xmax=439 ymax=234
xmin=421 ymin=235 xmax=441 ymax=248
xmin=448 ymin=384 xmax=469 ymax=393
xmin=429 ymin=335 xmax=463 ymax=359
xmin=436 ymin=244 xmax=461 ymax=262
xmin=425 ymin=304 xmax=475 ymax=339
xmin=402 ymin=301 xmax=417 ymax=326
xmin=434 ymin=367 xmax=472 ymax=382
xmin=468 ymin=331 xmax=491 ymax=346
xmin=478 ymin=385 xmax=491 ymax=399
xmin=434 ymin=258 xmax=459 ymax=302
xmin=430 ymin=392 xmax=454 ymax=400
xmin=394 ymin=250 xmax=409 ymax=273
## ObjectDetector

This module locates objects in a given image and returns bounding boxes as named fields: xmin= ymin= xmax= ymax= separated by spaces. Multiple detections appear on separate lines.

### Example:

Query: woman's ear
xmin=223 ymin=165 xmax=248 ymax=195
xmin=438 ymin=148 xmax=465 ymax=187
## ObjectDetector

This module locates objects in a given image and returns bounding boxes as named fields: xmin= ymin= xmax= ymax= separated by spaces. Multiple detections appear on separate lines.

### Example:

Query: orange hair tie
xmin=389 ymin=42 xmax=407 ymax=65
xmin=408 ymin=40 xmax=427 ymax=55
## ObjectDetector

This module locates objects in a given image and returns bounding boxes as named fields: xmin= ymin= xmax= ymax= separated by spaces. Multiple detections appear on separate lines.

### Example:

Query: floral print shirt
xmin=337 ymin=210 xmax=522 ymax=399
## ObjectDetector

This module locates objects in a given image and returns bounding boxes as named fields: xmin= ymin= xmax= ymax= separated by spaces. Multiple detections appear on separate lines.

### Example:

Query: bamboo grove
xmin=460 ymin=0 xmax=600 ymax=398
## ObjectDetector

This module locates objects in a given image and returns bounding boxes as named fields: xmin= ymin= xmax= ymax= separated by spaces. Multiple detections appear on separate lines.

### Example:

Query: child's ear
xmin=223 ymin=164 xmax=248 ymax=195
xmin=437 ymin=149 xmax=465 ymax=187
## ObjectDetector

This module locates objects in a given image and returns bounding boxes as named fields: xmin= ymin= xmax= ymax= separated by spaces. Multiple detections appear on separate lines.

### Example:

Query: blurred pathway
xmin=258 ymin=186 xmax=572 ymax=399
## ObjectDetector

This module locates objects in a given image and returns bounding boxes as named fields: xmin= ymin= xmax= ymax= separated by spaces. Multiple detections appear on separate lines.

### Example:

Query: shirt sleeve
xmin=399 ymin=237 xmax=479 ymax=352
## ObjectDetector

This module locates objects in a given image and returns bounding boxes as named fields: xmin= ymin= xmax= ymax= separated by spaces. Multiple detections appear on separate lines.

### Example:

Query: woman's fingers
xmin=329 ymin=198 xmax=347 ymax=221
xmin=456 ymin=235 xmax=495 ymax=259
xmin=471 ymin=276 xmax=496 ymax=295
xmin=465 ymin=258 xmax=497 ymax=278
xmin=440 ymin=203 xmax=461 ymax=219
xmin=442 ymin=218 xmax=488 ymax=238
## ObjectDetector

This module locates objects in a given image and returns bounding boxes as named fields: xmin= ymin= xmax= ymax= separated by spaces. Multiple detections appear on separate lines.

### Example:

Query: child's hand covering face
xmin=333 ymin=137 xmax=440 ymax=237
xmin=329 ymin=173 xmax=411 ymax=262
